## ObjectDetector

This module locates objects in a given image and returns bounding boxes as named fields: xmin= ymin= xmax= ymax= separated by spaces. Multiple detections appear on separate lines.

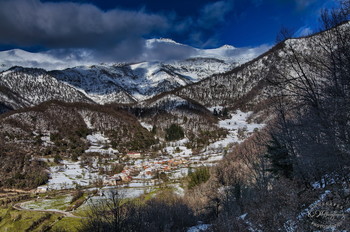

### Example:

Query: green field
xmin=22 ymin=195 xmax=72 ymax=211
xmin=0 ymin=191 xmax=85 ymax=232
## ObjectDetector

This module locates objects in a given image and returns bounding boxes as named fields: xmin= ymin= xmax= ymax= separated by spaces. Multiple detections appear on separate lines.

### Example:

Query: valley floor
xmin=39 ymin=110 xmax=264 ymax=195
xmin=0 ymin=110 xmax=265 ymax=231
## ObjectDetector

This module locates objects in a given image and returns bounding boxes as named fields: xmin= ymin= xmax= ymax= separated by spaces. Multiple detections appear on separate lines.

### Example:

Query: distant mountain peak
xmin=0 ymin=39 xmax=268 ymax=73
xmin=219 ymin=44 xmax=236 ymax=49
xmin=146 ymin=38 xmax=237 ymax=50
xmin=155 ymin=38 xmax=180 ymax=44
xmin=145 ymin=38 xmax=184 ymax=48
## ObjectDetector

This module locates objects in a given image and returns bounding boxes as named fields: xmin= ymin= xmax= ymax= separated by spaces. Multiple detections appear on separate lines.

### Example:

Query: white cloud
xmin=295 ymin=26 xmax=313 ymax=37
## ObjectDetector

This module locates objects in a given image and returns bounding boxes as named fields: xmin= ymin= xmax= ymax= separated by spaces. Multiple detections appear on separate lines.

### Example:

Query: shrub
xmin=187 ymin=167 xmax=210 ymax=189
xmin=71 ymin=190 xmax=84 ymax=203
xmin=54 ymin=154 xmax=62 ymax=164
xmin=110 ymin=163 xmax=125 ymax=174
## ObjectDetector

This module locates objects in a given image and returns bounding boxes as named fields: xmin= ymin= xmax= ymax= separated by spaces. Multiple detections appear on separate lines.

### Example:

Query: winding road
xmin=13 ymin=200 xmax=84 ymax=219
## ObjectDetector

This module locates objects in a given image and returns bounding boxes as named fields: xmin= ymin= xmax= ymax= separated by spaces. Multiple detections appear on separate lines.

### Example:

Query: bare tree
xmin=267 ymin=0 xmax=350 ymax=183
xmin=79 ymin=189 xmax=196 ymax=232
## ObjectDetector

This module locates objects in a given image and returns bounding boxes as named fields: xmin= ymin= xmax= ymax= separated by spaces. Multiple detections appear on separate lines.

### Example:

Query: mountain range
xmin=0 ymin=39 xmax=270 ymax=111
xmin=0 ymin=23 xmax=345 ymax=147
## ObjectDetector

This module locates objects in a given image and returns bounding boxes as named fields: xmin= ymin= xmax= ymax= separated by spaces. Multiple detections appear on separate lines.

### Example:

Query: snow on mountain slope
xmin=146 ymin=38 xmax=184 ymax=47
xmin=175 ymin=46 xmax=278 ymax=108
xmin=0 ymin=38 xmax=269 ymax=106
xmin=0 ymin=38 xmax=267 ymax=71
xmin=141 ymin=94 xmax=189 ymax=110
xmin=174 ymin=23 xmax=350 ymax=112
xmin=0 ymin=67 xmax=92 ymax=109
xmin=145 ymin=38 xmax=269 ymax=64
xmin=166 ymin=57 xmax=233 ymax=80
xmin=50 ymin=65 xmax=137 ymax=104
xmin=0 ymin=57 xmax=235 ymax=107
xmin=49 ymin=58 xmax=236 ymax=104
xmin=0 ymin=49 xmax=93 ymax=71
xmin=197 ymin=44 xmax=237 ymax=59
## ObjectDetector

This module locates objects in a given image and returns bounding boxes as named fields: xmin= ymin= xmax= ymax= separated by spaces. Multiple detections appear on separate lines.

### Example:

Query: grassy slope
xmin=0 ymin=206 xmax=60 ymax=232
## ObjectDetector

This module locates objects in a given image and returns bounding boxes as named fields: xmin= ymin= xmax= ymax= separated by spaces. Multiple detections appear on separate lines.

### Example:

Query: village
xmin=35 ymin=110 xmax=264 ymax=195
xmin=104 ymin=152 xmax=190 ymax=185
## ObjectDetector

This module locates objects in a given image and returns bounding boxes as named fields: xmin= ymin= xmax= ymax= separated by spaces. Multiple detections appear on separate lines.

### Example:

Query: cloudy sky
xmin=0 ymin=0 xmax=339 ymax=64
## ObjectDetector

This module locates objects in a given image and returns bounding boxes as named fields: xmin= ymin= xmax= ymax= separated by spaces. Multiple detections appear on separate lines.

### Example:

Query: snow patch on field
xmin=164 ymin=138 xmax=192 ymax=157
xmin=187 ymin=223 xmax=211 ymax=232
xmin=87 ymin=133 xmax=110 ymax=144
xmin=46 ymin=160 xmax=101 ymax=190
xmin=209 ymin=110 xmax=265 ymax=149
xmin=140 ymin=122 xmax=153 ymax=131
xmin=85 ymin=132 xmax=119 ymax=154
xmin=22 ymin=195 xmax=72 ymax=211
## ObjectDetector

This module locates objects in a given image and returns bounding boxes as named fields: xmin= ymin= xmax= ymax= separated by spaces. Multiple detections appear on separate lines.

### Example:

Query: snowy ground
xmin=86 ymin=133 xmax=109 ymax=144
xmin=45 ymin=160 xmax=101 ymax=190
xmin=22 ymin=195 xmax=73 ymax=211
xmin=165 ymin=138 xmax=193 ymax=158
xmin=89 ymin=185 xmax=157 ymax=201
xmin=85 ymin=132 xmax=119 ymax=154
xmin=187 ymin=224 xmax=211 ymax=232
xmin=208 ymin=110 xmax=265 ymax=149
xmin=140 ymin=121 xmax=153 ymax=131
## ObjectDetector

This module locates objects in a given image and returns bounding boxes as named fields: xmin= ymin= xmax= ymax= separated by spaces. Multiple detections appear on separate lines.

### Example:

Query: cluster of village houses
xmin=36 ymin=149 xmax=209 ymax=192
xmin=103 ymin=152 xmax=189 ymax=186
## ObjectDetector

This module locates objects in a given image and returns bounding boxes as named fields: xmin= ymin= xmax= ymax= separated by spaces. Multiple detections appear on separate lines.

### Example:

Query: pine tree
xmin=222 ymin=108 xmax=229 ymax=118
xmin=265 ymin=135 xmax=293 ymax=179
xmin=151 ymin=125 xmax=157 ymax=135
xmin=187 ymin=167 xmax=210 ymax=189
xmin=165 ymin=124 xmax=184 ymax=141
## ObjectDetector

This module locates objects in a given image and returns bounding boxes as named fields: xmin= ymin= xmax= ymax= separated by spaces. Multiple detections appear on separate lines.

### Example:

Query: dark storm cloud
xmin=0 ymin=0 xmax=235 ymax=61
xmin=0 ymin=0 xmax=168 ymax=49
xmin=0 ymin=0 xmax=273 ymax=64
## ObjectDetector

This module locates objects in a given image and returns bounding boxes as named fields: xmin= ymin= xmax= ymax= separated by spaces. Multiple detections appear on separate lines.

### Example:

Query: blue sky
xmin=0 ymin=0 xmax=339 ymax=61
xmin=43 ymin=0 xmax=339 ymax=47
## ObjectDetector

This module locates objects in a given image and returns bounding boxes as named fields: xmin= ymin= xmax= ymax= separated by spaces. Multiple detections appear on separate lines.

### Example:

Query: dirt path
xmin=13 ymin=200 xmax=84 ymax=219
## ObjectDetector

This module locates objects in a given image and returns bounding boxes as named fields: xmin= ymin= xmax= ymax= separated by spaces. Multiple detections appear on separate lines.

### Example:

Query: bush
xmin=72 ymin=198 xmax=85 ymax=210
xmin=187 ymin=167 xmax=210 ymax=189
xmin=71 ymin=190 xmax=84 ymax=203
xmin=54 ymin=154 xmax=62 ymax=164
xmin=110 ymin=163 xmax=125 ymax=174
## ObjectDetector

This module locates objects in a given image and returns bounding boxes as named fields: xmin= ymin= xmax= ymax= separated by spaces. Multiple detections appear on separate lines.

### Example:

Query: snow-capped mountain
xmin=0 ymin=49 xmax=94 ymax=71
xmin=0 ymin=57 xmax=235 ymax=109
xmin=162 ymin=22 xmax=350 ymax=113
xmin=145 ymin=38 xmax=269 ymax=63
xmin=0 ymin=39 xmax=270 ymax=107
xmin=0 ymin=56 xmax=235 ymax=109
xmin=49 ymin=58 xmax=235 ymax=104
xmin=0 ymin=67 xmax=92 ymax=110
xmin=0 ymin=38 xmax=268 ymax=71
xmin=1 ymin=23 xmax=342 ymax=113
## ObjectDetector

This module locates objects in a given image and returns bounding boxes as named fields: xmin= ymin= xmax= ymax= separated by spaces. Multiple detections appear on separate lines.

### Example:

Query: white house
xmin=126 ymin=152 xmax=142 ymax=159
